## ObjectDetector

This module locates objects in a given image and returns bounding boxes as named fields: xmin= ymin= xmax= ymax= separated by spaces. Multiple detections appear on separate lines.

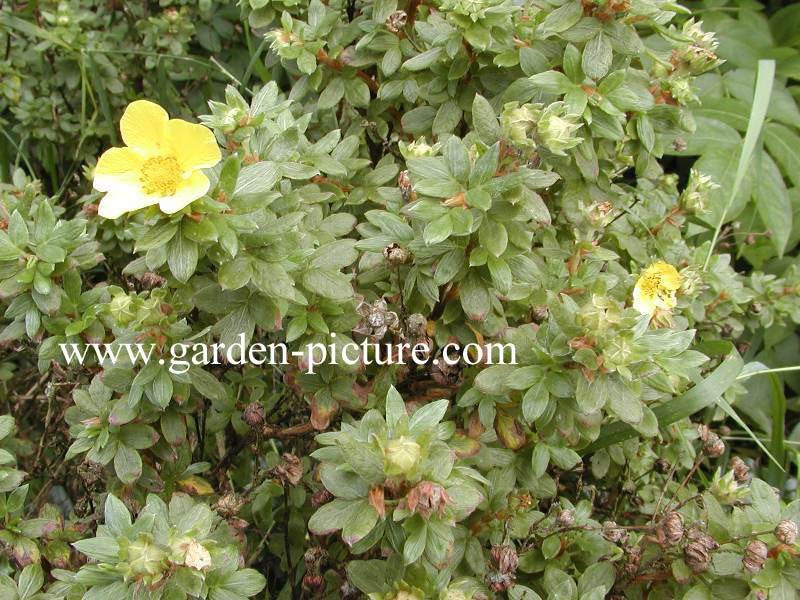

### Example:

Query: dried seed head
xmin=311 ymin=489 xmax=333 ymax=508
xmin=775 ymin=520 xmax=798 ymax=545
xmin=384 ymin=243 xmax=410 ymax=265
xmin=730 ymin=456 xmax=750 ymax=482
xmin=484 ymin=570 xmax=514 ymax=592
xmin=662 ymin=512 xmax=684 ymax=545
xmin=140 ymin=272 xmax=166 ymax=289
xmin=698 ymin=425 xmax=725 ymax=457
xmin=684 ymin=527 xmax=718 ymax=573
xmin=704 ymin=435 xmax=725 ymax=457
xmin=602 ymin=521 xmax=628 ymax=544
xmin=684 ymin=540 xmax=711 ymax=573
xmin=405 ymin=313 xmax=427 ymax=338
xmin=654 ymin=458 xmax=671 ymax=474
xmin=302 ymin=573 xmax=325 ymax=594
xmin=242 ymin=402 xmax=265 ymax=429
xmin=743 ymin=540 xmax=768 ymax=573
xmin=556 ymin=509 xmax=575 ymax=527
xmin=402 ymin=480 xmax=452 ymax=518
xmin=385 ymin=10 xmax=408 ymax=32
xmin=624 ymin=546 xmax=642 ymax=576
xmin=490 ymin=544 xmax=519 ymax=574
xmin=214 ymin=493 xmax=245 ymax=517
xmin=303 ymin=546 xmax=326 ymax=572
xmin=271 ymin=453 xmax=304 ymax=486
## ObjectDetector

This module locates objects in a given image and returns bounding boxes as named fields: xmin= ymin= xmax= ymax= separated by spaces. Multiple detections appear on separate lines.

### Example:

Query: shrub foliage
xmin=1 ymin=0 xmax=800 ymax=599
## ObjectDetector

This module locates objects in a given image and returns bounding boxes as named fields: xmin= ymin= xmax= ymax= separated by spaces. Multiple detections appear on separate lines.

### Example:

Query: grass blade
xmin=583 ymin=351 xmax=743 ymax=454
xmin=703 ymin=59 xmax=775 ymax=270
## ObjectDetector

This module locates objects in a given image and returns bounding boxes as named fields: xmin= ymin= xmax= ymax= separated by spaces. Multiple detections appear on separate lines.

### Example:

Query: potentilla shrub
xmin=0 ymin=0 xmax=798 ymax=599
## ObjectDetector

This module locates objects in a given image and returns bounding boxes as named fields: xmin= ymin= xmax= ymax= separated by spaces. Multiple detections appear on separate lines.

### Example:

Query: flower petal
xmin=98 ymin=188 xmax=159 ymax=220
xmin=165 ymin=119 xmax=222 ymax=170
xmin=94 ymin=147 xmax=145 ymax=192
xmin=120 ymin=100 xmax=169 ymax=155
xmin=158 ymin=171 xmax=210 ymax=214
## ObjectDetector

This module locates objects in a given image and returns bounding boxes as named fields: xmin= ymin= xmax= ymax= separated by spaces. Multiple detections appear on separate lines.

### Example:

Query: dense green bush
xmin=1 ymin=1 xmax=800 ymax=599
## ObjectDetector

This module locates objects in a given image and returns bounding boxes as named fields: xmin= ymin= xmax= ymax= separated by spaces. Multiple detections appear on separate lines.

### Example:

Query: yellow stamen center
xmin=140 ymin=156 xmax=181 ymax=196
xmin=640 ymin=273 xmax=674 ymax=304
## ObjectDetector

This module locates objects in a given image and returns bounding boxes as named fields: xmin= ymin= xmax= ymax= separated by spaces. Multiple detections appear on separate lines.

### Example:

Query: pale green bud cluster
xmin=680 ymin=169 xmax=718 ymax=213
xmin=399 ymin=137 xmax=442 ymax=159
xmin=500 ymin=102 xmax=541 ymax=148
xmin=536 ymin=102 xmax=583 ymax=156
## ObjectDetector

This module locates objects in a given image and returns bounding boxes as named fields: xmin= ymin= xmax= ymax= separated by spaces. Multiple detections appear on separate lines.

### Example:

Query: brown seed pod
xmin=490 ymin=544 xmax=519 ymax=575
xmin=662 ymin=512 xmax=684 ymax=545
xmin=743 ymin=540 xmax=768 ymax=573
xmin=730 ymin=456 xmax=750 ymax=482
xmin=775 ymin=520 xmax=798 ymax=545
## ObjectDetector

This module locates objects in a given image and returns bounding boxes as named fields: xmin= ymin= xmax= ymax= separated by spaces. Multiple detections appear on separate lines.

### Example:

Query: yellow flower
xmin=633 ymin=261 xmax=682 ymax=316
xmin=93 ymin=100 xmax=221 ymax=219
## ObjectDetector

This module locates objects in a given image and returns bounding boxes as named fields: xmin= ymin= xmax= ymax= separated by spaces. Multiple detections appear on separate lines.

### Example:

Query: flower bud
xmin=500 ymin=102 xmax=540 ymax=147
xmin=109 ymin=293 xmax=136 ymax=325
xmin=776 ymin=520 xmax=798 ymax=545
xmin=743 ymin=540 xmax=768 ymax=573
xmin=536 ymin=101 xmax=583 ymax=156
xmin=680 ymin=169 xmax=717 ymax=214
xmin=302 ymin=574 xmax=325 ymax=594
xmin=440 ymin=589 xmax=469 ymax=600
xmin=398 ymin=137 xmax=440 ymax=159
xmin=384 ymin=436 xmax=421 ymax=476
xmin=125 ymin=535 xmax=168 ymax=581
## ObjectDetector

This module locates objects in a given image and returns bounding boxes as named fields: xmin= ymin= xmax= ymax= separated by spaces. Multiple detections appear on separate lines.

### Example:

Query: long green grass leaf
xmin=766 ymin=374 xmax=786 ymax=486
xmin=703 ymin=59 xmax=775 ymax=270
xmin=583 ymin=351 xmax=743 ymax=454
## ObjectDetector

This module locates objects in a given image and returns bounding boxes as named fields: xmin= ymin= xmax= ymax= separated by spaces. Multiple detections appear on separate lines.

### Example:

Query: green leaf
xmin=582 ymin=34 xmax=612 ymax=80
xmin=167 ymin=231 xmax=199 ymax=284
xmin=753 ymin=150 xmax=791 ymax=256
xmin=423 ymin=213 xmax=453 ymax=245
xmin=219 ymin=569 xmax=267 ymax=597
xmin=114 ymin=444 xmax=142 ymax=484
xmin=541 ymin=1 xmax=583 ymax=33
xmin=764 ymin=122 xmax=800 ymax=188
xmin=18 ymin=564 xmax=43 ymax=600
xmin=318 ymin=77 xmax=345 ymax=109
xmin=303 ymin=269 xmax=353 ymax=300
xmin=342 ymin=500 xmax=379 ymax=546
xmin=72 ymin=537 xmax=120 ymax=563
xmin=472 ymin=94 xmax=501 ymax=144
xmin=479 ymin=219 xmax=507 ymax=257
xmin=403 ymin=518 xmax=427 ymax=564
xmin=104 ymin=494 xmax=131 ymax=536
xmin=309 ymin=498 xmax=359 ymax=535
xmin=460 ymin=273 xmax=491 ymax=321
